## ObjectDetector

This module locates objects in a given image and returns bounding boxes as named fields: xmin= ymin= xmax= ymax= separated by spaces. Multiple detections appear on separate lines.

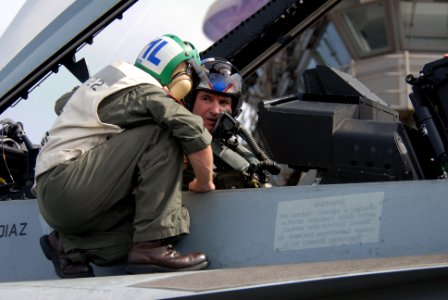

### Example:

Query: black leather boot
xmin=40 ymin=231 xmax=95 ymax=278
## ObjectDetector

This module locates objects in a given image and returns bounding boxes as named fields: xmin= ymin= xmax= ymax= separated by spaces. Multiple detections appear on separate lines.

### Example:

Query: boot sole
xmin=126 ymin=260 xmax=209 ymax=274
xmin=39 ymin=234 xmax=95 ymax=279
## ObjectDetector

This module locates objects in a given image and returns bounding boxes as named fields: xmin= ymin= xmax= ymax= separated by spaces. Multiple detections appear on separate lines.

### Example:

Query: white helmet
xmin=135 ymin=34 xmax=201 ymax=86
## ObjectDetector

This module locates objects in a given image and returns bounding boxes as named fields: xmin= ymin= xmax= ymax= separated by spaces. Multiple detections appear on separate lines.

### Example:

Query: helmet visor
xmin=198 ymin=72 xmax=242 ymax=95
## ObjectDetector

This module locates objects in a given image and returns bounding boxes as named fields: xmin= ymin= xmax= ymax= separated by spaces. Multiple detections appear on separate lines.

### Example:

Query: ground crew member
xmin=34 ymin=34 xmax=215 ymax=278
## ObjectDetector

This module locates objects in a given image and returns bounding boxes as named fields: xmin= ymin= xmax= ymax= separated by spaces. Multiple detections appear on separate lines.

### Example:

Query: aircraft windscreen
xmin=0 ymin=0 xmax=222 ymax=144
xmin=0 ymin=0 xmax=75 ymax=70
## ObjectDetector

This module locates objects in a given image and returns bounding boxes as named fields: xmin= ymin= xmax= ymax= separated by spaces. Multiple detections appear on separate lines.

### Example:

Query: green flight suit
xmin=35 ymin=84 xmax=211 ymax=265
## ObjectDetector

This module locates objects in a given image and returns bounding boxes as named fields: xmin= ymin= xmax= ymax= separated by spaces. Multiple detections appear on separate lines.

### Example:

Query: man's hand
xmin=188 ymin=178 xmax=215 ymax=193
xmin=187 ymin=145 xmax=215 ymax=193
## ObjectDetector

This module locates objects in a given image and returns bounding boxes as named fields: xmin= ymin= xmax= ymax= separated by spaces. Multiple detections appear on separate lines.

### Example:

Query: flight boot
xmin=40 ymin=231 xmax=95 ymax=278
xmin=126 ymin=239 xmax=209 ymax=274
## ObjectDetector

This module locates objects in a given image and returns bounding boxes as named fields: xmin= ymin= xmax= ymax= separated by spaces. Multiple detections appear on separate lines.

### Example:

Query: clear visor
xmin=197 ymin=73 xmax=242 ymax=95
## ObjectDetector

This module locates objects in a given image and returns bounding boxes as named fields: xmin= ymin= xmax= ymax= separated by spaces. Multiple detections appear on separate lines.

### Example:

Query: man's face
xmin=192 ymin=90 xmax=233 ymax=131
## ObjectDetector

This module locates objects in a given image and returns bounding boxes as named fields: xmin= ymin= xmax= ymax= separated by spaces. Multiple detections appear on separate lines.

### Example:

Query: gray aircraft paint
xmin=1 ymin=179 xmax=447 ymax=282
